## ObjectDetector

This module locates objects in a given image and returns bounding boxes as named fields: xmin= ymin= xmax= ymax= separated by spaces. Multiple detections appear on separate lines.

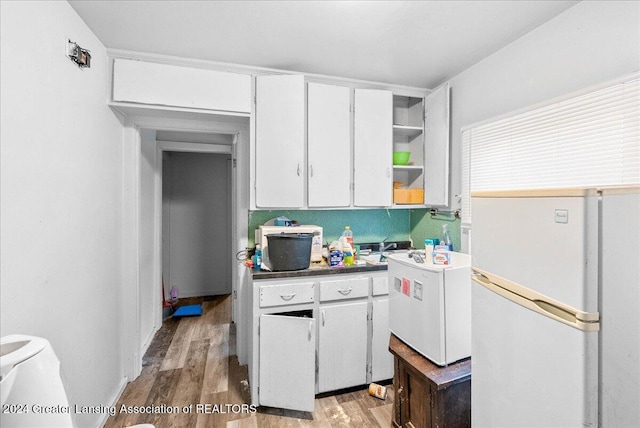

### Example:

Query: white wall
xmin=0 ymin=2 xmax=125 ymax=427
xmin=163 ymin=152 xmax=232 ymax=297
xmin=448 ymin=0 xmax=640 ymax=215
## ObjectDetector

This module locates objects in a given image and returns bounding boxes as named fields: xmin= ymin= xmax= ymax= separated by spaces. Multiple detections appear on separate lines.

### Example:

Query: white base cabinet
xmin=248 ymin=271 xmax=393 ymax=412
xmin=318 ymin=301 xmax=368 ymax=393
xmin=259 ymin=313 xmax=316 ymax=412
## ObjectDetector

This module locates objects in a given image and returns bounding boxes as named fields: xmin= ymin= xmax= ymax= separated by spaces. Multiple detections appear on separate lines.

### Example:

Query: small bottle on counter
xmin=341 ymin=226 xmax=356 ymax=261
xmin=329 ymin=241 xmax=344 ymax=267
xmin=253 ymin=245 xmax=262 ymax=270
xmin=343 ymin=242 xmax=354 ymax=266
xmin=424 ymin=239 xmax=435 ymax=264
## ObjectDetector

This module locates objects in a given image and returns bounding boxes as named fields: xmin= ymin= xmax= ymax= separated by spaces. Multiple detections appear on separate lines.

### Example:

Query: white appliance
xmin=387 ymin=251 xmax=472 ymax=366
xmin=256 ymin=225 xmax=323 ymax=268
xmin=471 ymin=186 xmax=640 ymax=427
xmin=1 ymin=335 xmax=72 ymax=427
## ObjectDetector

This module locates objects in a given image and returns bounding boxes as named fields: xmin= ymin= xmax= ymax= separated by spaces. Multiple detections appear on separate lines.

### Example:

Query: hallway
xmin=105 ymin=295 xmax=394 ymax=427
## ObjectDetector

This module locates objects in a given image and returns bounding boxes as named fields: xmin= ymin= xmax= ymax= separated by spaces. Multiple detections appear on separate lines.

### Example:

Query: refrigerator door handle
xmin=471 ymin=268 xmax=600 ymax=332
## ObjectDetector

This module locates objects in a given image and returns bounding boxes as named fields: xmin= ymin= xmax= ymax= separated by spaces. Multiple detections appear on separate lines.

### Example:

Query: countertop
xmin=250 ymin=260 xmax=388 ymax=280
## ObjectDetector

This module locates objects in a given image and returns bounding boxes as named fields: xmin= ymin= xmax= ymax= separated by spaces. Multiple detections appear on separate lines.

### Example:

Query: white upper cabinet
xmin=307 ymin=83 xmax=351 ymax=208
xmin=353 ymin=88 xmax=393 ymax=207
xmin=254 ymin=75 xmax=305 ymax=208
xmin=424 ymin=83 xmax=451 ymax=207
xmin=112 ymin=58 xmax=251 ymax=113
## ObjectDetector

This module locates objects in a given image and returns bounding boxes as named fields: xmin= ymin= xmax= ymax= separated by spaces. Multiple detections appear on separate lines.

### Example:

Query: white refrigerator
xmin=470 ymin=186 xmax=639 ymax=427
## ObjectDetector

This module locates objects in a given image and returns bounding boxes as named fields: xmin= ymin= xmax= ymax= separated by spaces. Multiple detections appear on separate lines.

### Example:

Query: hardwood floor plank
xmin=168 ymin=338 xmax=211 ymax=427
xmin=160 ymin=315 xmax=196 ymax=371
xmin=135 ymin=368 xmax=182 ymax=427
xmin=369 ymin=403 xmax=394 ymax=428
xmin=322 ymin=401 xmax=351 ymax=426
xmin=227 ymin=416 xmax=259 ymax=428
xmin=333 ymin=399 xmax=378 ymax=427
xmin=195 ymin=391 xmax=231 ymax=428
xmin=201 ymin=324 xmax=230 ymax=395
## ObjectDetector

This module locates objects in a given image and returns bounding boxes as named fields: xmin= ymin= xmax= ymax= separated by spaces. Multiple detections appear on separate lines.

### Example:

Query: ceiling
xmin=69 ymin=0 xmax=580 ymax=89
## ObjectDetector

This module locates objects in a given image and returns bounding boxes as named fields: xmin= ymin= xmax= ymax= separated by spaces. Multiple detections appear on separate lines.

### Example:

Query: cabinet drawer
xmin=320 ymin=277 xmax=369 ymax=302
xmin=372 ymin=276 xmax=389 ymax=296
xmin=259 ymin=282 xmax=315 ymax=308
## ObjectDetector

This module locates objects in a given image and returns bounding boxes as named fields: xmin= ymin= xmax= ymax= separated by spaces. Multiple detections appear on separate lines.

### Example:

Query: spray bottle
xmin=441 ymin=224 xmax=453 ymax=251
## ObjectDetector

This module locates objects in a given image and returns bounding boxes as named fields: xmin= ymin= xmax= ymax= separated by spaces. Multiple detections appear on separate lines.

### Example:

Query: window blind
xmin=461 ymin=73 xmax=639 ymax=224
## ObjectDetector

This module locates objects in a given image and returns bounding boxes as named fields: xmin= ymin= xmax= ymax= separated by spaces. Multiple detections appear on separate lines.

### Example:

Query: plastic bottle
xmin=343 ymin=242 xmax=354 ymax=266
xmin=329 ymin=241 xmax=344 ymax=267
xmin=424 ymin=239 xmax=435 ymax=263
xmin=441 ymin=224 xmax=453 ymax=251
xmin=253 ymin=244 xmax=262 ymax=270
xmin=341 ymin=226 xmax=356 ymax=261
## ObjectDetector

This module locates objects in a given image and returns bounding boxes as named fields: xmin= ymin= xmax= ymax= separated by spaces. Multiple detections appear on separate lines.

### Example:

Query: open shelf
xmin=393 ymin=124 xmax=423 ymax=138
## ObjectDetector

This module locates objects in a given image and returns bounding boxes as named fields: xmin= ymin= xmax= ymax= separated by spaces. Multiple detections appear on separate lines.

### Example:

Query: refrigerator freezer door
xmin=472 ymin=281 xmax=598 ymax=427
xmin=471 ymin=194 xmax=599 ymax=313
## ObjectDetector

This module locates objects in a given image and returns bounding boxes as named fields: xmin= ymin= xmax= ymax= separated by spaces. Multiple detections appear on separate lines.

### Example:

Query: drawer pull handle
xmin=338 ymin=287 xmax=353 ymax=295
xmin=308 ymin=321 xmax=313 ymax=341
xmin=280 ymin=293 xmax=296 ymax=301
xmin=322 ymin=309 xmax=326 ymax=326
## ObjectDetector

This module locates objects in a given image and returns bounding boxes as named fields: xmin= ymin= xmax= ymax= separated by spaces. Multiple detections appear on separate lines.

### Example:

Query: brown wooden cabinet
xmin=389 ymin=334 xmax=471 ymax=428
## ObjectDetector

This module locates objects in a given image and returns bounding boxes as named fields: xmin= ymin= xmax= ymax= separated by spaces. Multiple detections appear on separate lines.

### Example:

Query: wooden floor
xmin=105 ymin=295 xmax=394 ymax=428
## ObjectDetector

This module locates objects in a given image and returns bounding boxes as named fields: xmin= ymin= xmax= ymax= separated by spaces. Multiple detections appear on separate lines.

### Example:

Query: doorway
xmin=121 ymin=114 xmax=249 ymax=382
xmin=161 ymin=150 xmax=232 ymax=298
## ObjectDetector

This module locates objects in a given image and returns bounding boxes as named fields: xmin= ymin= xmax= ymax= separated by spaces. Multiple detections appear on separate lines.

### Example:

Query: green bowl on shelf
xmin=393 ymin=151 xmax=411 ymax=166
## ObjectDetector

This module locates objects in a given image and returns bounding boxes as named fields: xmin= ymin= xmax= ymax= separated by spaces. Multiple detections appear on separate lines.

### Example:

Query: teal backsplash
xmin=248 ymin=209 xmax=461 ymax=251
xmin=249 ymin=209 xmax=411 ymax=247
xmin=410 ymin=209 xmax=461 ymax=252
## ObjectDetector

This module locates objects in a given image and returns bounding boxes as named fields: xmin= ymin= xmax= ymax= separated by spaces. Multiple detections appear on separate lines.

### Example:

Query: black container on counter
xmin=266 ymin=233 xmax=313 ymax=271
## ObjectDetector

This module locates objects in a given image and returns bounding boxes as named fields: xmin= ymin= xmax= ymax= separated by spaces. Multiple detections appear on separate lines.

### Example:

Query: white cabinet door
xmin=318 ymin=301 xmax=368 ymax=393
xmin=354 ymin=88 xmax=393 ymax=206
xmin=424 ymin=83 xmax=450 ymax=206
xmin=371 ymin=296 xmax=394 ymax=382
xmin=307 ymin=83 xmax=351 ymax=207
xmin=255 ymin=75 xmax=305 ymax=208
xmin=259 ymin=313 xmax=316 ymax=412
xmin=112 ymin=58 xmax=251 ymax=113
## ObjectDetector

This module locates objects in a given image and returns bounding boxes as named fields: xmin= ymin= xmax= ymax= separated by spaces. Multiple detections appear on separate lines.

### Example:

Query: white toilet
xmin=1 ymin=334 xmax=73 ymax=427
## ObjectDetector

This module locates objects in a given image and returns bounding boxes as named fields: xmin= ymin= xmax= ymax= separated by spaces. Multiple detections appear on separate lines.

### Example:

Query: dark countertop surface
xmin=250 ymin=260 xmax=388 ymax=280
